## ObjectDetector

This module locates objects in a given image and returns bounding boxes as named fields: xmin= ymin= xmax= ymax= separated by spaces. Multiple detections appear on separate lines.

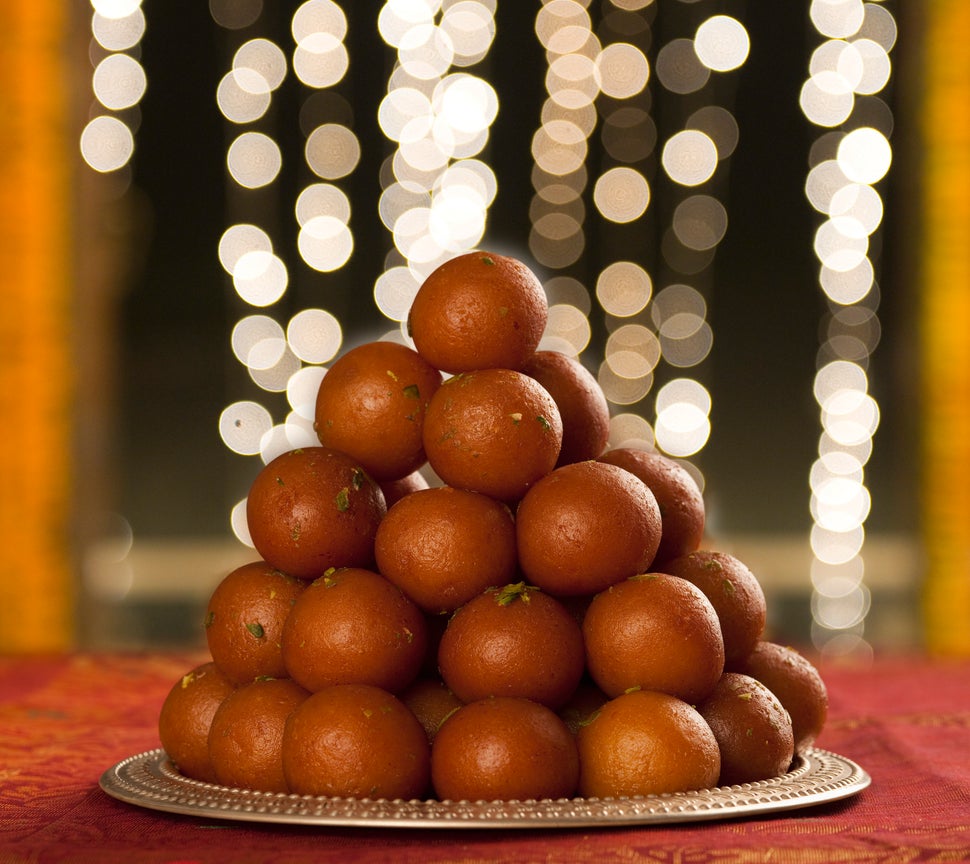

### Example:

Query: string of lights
xmin=799 ymin=0 xmax=896 ymax=659
xmin=80 ymin=0 xmax=147 ymax=174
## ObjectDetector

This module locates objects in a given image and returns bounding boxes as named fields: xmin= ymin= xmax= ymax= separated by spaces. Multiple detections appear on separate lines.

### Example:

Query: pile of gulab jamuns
xmin=158 ymin=251 xmax=829 ymax=803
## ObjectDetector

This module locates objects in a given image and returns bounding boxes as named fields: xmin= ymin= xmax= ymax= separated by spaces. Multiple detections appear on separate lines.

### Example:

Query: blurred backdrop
xmin=2 ymin=0 xmax=967 ymax=659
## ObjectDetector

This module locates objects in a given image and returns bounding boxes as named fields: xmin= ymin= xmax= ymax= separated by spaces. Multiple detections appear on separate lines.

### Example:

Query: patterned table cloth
xmin=1 ymin=651 xmax=968 ymax=863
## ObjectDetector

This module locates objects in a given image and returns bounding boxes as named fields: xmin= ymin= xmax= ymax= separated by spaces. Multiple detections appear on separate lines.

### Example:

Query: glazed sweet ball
xmin=407 ymin=250 xmax=548 ymax=373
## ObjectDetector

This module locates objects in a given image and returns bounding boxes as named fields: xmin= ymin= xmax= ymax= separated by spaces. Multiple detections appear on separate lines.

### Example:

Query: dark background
xmin=117 ymin=1 xmax=913 ymax=548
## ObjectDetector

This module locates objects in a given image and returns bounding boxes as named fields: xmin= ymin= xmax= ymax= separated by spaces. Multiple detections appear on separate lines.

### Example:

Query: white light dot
xmin=593 ymin=167 xmax=650 ymax=223
xmin=92 ymin=8 xmax=146 ymax=50
xmin=292 ymin=0 xmax=348 ymax=44
xmin=231 ymin=498 xmax=254 ymax=547
xmin=800 ymin=76 xmax=855 ymax=127
xmin=661 ymin=130 xmax=718 ymax=186
xmin=227 ymin=132 xmax=282 ymax=188
xmin=287 ymin=308 xmax=343 ymax=363
xmin=295 ymin=183 xmax=351 ymax=226
xmin=218 ymin=224 xmax=273 ymax=276
xmin=837 ymin=127 xmax=892 ymax=184
xmin=814 ymin=218 xmax=869 ymax=272
xmin=596 ymin=261 xmax=653 ymax=318
xmin=810 ymin=0 xmax=865 ymax=39
xmin=286 ymin=365 xmax=328 ymax=420
xmin=250 ymin=347 xmax=303 ymax=394
xmin=819 ymin=257 xmax=874 ymax=305
xmin=694 ymin=15 xmax=750 ymax=72
xmin=596 ymin=42 xmax=650 ymax=98
xmin=80 ymin=115 xmax=134 ymax=172
xmin=234 ymin=38 xmax=288 ymax=91
xmin=298 ymin=215 xmax=354 ymax=271
xmin=92 ymin=53 xmax=147 ymax=111
xmin=219 ymin=401 xmax=274 ymax=455
xmin=233 ymin=250 xmax=289 ymax=306
xmin=293 ymin=33 xmax=349 ymax=88
xmin=231 ymin=315 xmax=285 ymax=369
xmin=305 ymin=124 xmax=360 ymax=180
xmin=374 ymin=266 xmax=421 ymax=322
xmin=216 ymin=68 xmax=271 ymax=124
xmin=91 ymin=0 xmax=142 ymax=19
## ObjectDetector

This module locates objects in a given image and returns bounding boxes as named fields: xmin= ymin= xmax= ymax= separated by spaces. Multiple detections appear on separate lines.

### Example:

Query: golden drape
xmin=0 ymin=1 xmax=74 ymax=651
xmin=920 ymin=1 xmax=970 ymax=655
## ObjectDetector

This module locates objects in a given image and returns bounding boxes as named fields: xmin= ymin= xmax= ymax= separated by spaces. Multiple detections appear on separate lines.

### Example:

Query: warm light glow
xmin=694 ymin=15 xmax=750 ymax=72
xmin=232 ymin=249 xmax=289 ymax=306
xmin=592 ymin=167 xmax=650 ymax=223
xmin=286 ymin=309 xmax=343 ymax=363
xmin=305 ymin=124 xmax=360 ymax=179
xmin=80 ymin=115 xmax=134 ymax=172
xmin=226 ymin=131 xmax=282 ymax=188
xmin=219 ymin=401 xmax=274 ymax=455
xmin=661 ymin=130 xmax=718 ymax=186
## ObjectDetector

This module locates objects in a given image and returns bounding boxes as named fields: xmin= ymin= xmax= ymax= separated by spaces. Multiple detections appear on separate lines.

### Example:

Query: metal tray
xmin=100 ymin=747 xmax=870 ymax=829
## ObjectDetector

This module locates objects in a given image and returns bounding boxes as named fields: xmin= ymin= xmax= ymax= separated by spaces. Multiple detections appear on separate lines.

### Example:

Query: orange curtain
xmin=920 ymin=1 xmax=970 ymax=656
xmin=0 ymin=1 xmax=75 ymax=651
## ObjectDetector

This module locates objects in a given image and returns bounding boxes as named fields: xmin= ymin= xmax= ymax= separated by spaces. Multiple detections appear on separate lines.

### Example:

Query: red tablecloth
xmin=1 ymin=651 xmax=968 ymax=863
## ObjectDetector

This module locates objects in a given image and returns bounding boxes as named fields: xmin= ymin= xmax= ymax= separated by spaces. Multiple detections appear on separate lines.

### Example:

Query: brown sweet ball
xmin=246 ymin=446 xmax=386 ymax=580
xmin=515 ymin=460 xmax=662 ymax=596
xmin=596 ymin=447 xmax=705 ymax=563
xmin=314 ymin=340 xmax=442 ymax=481
xmin=521 ymin=351 xmax=610 ymax=466
xmin=400 ymin=676 xmax=464 ymax=743
xmin=431 ymin=696 xmax=579 ymax=802
xmin=204 ymin=561 xmax=305 ymax=685
xmin=374 ymin=486 xmax=517 ymax=614
xmin=437 ymin=582 xmax=586 ymax=710
xmin=582 ymin=573 xmax=725 ymax=703
xmin=663 ymin=550 xmax=767 ymax=668
xmin=282 ymin=683 xmax=431 ymax=799
xmin=698 ymin=672 xmax=795 ymax=787
xmin=734 ymin=641 xmax=829 ymax=753
xmin=422 ymin=368 xmax=563 ymax=502
xmin=280 ymin=567 xmax=427 ymax=694
xmin=407 ymin=250 xmax=548 ymax=374
xmin=207 ymin=677 xmax=310 ymax=793
xmin=577 ymin=689 xmax=721 ymax=798
xmin=379 ymin=469 xmax=430 ymax=508
xmin=158 ymin=662 xmax=235 ymax=783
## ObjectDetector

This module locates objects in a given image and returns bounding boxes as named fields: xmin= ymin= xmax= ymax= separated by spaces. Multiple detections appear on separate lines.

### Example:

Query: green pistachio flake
xmin=722 ymin=578 xmax=737 ymax=595
xmin=493 ymin=582 xmax=533 ymax=606
xmin=335 ymin=487 xmax=351 ymax=511
xmin=203 ymin=611 xmax=215 ymax=629
xmin=536 ymin=414 xmax=552 ymax=431
xmin=275 ymin=476 xmax=285 ymax=486
xmin=509 ymin=412 xmax=522 ymax=425
xmin=402 ymin=383 xmax=420 ymax=399
xmin=386 ymin=369 xmax=400 ymax=382
xmin=480 ymin=254 xmax=495 ymax=266
xmin=246 ymin=622 xmax=265 ymax=639
xmin=351 ymin=468 xmax=365 ymax=490
xmin=737 ymin=691 xmax=753 ymax=701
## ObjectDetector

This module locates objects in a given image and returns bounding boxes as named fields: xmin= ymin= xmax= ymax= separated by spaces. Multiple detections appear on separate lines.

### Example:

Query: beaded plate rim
xmin=99 ymin=747 xmax=869 ymax=829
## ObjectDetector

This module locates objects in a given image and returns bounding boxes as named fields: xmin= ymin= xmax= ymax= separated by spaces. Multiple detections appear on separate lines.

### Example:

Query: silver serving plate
xmin=100 ymin=747 xmax=869 ymax=829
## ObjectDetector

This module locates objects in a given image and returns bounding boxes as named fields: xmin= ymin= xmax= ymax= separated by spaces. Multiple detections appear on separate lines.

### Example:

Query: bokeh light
xmin=800 ymin=0 xmax=896 ymax=658
xmin=81 ymin=2 xmax=147 ymax=173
